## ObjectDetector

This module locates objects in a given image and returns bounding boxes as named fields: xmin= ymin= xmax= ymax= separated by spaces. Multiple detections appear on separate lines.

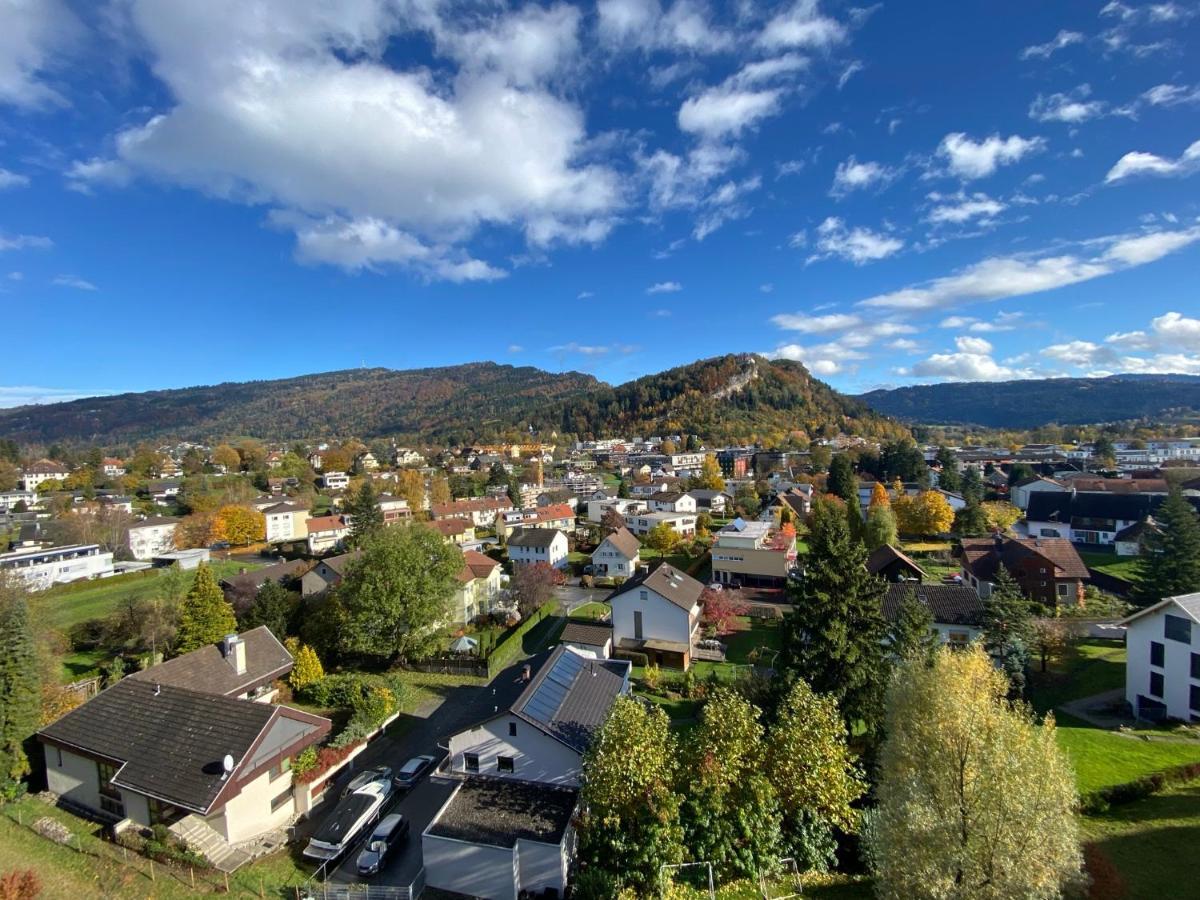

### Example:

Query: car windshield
xmin=400 ymin=759 xmax=422 ymax=774
xmin=370 ymin=840 xmax=386 ymax=852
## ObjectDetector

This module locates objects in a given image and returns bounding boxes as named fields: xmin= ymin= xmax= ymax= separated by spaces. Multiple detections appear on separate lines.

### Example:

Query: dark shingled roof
xmin=220 ymin=559 xmax=307 ymax=602
xmin=507 ymin=527 xmax=563 ymax=548
xmin=865 ymin=544 xmax=928 ymax=580
xmin=960 ymin=536 xmax=1090 ymax=581
xmin=607 ymin=560 xmax=704 ymax=612
xmin=882 ymin=583 xmax=984 ymax=627
xmin=1114 ymin=517 xmax=1161 ymax=543
xmin=428 ymin=779 xmax=578 ymax=848
xmin=559 ymin=620 xmax=613 ymax=648
xmin=598 ymin=526 xmax=640 ymax=559
xmin=39 ymin=679 xmax=326 ymax=813
xmin=128 ymin=626 xmax=292 ymax=697
xmin=1026 ymin=491 xmax=1200 ymax=524
xmin=511 ymin=645 xmax=629 ymax=753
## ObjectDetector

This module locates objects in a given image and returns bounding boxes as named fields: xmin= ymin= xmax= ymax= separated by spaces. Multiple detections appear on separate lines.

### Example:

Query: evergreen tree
xmin=952 ymin=500 xmax=989 ymax=536
xmin=345 ymin=479 xmax=383 ymax=547
xmin=289 ymin=644 xmax=325 ymax=689
xmin=960 ymin=466 xmax=984 ymax=505
xmin=981 ymin=567 xmax=1032 ymax=698
xmin=887 ymin=586 xmax=938 ymax=663
xmin=240 ymin=579 xmax=296 ymax=639
xmin=1133 ymin=487 xmax=1200 ymax=607
xmin=935 ymin=446 xmax=961 ymax=493
xmin=826 ymin=454 xmax=858 ymax=505
xmin=865 ymin=503 xmax=898 ymax=551
xmin=779 ymin=498 xmax=888 ymax=738
xmin=0 ymin=577 xmax=40 ymax=798
xmin=175 ymin=563 xmax=238 ymax=654
xmin=616 ymin=478 xmax=630 ymax=499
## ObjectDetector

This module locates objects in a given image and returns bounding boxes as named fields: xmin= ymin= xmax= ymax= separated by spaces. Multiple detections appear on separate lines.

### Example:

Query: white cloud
xmin=939 ymin=312 xmax=1024 ymax=332
xmin=1029 ymin=84 xmax=1107 ymax=123
xmin=1141 ymin=83 xmax=1200 ymax=107
xmin=52 ymin=274 xmax=98 ymax=291
xmin=7 ymin=271 xmax=22 ymax=281
xmin=858 ymin=226 xmax=1200 ymax=311
xmin=577 ymin=290 xmax=594 ymax=299
xmin=549 ymin=341 xmax=638 ymax=356
xmin=925 ymin=191 xmax=1005 ymax=225
xmin=910 ymin=335 xmax=1035 ymax=382
xmin=810 ymin=216 xmax=903 ymax=265
xmin=0 ymin=169 xmax=29 ymax=190
xmin=731 ymin=54 xmax=809 ymax=87
xmin=770 ymin=312 xmax=862 ymax=333
xmin=1105 ymin=139 xmax=1200 ymax=183
xmin=598 ymin=0 xmax=733 ymax=53
xmin=937 ymin=132 xmax=1045 ymax=179
xmin=758 ymin=1 xmax=847 ymax=50
xmin=507 ymin=344 xmax=524 ymax=353
xmin=69 ymin=1 xmax=621 ymax=280
xmin=65 ymin=157 xmax=133 ymax=194
xmin=0 ymin=233 xmax=52 ymax=251
xmin=678 ymin=86 xmax=784 ymax=139
xmin=647 ymin=280 xmax=682 ymax=294
xmin=0 ymin=0 xmax=82 ymax=108
xmin=830 ymin=156 xmax=897 ymax=196
xmin=1020 ymin=30 xmax=1084 ymax=60
xmin=0 ymin=385 xmax=114 ymax=409
xmin=837 ymin=61 xmax=863 ymax=90
xmin=1043 ymin=311 xmax=1200 ymax=375
xmin=889 ymin=338 xmax=920 ymax=352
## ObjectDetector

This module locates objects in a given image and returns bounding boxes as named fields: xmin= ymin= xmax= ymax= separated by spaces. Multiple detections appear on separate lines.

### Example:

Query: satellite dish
xmin=222 ymin=754 xmax=234 ymax=780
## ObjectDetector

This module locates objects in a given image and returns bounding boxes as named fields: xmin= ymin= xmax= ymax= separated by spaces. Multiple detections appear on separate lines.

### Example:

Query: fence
xmin=298 ymin=868 xmax=424 ymax=900
xmin=486 ymin=601 xmax=559 ymax=677
xmin=402 ymin=657 xmax=489 ymax=678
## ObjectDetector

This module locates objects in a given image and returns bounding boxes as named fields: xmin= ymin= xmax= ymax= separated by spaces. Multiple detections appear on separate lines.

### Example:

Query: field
xmin=1080 ymin=551 xmax=1141 ymax=582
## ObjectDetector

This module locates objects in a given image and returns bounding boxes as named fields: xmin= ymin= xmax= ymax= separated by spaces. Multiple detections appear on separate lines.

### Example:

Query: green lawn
xmin=1081 ymin=778 xmax=1200 ymax=899
xmin=1056 ymin=713 xmax=1200 ymax=794
xmin=1028 ymin=639 xmax=1127 ymax=715
xmin=35 ymin=560 xmax=263 ymax=634
xmin=569 ymin=601 xmax=611 ymax=621
xmin=1080 ymin=551 xmax=1140 ymax=582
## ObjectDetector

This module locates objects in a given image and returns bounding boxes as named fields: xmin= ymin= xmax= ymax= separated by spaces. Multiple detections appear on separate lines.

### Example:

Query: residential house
xmin=686 ymin=489 xmax=731 ymax=515
xmin=507 ymin=528 xmax=568 ymax=569
xmin=498 ymin=503 xmax=575 ymax=540
xmin=1113 ymin=517 xmax=1161 ymax=557
xmin=590 ymin=527 xmax=641 ymax=578
xmin=126 ymin=516 xmax=181 ymax=561
xmin=300 ymin=551 xmax=358 ymax=597
xmin=320 ymin=471 xmax=349 ymax=491
xmin=39 ymin=630 xmax=330 ymax=860
xmin=262 ymin=501 xmax=309 ymax=544
xmin=1025 ymin=491 xmax=1198 ymax=548
xmin=452 ymin=550 xmax=502 ymax=623
xmin=649 ymin=491 xmax=697 ymax=514
xmin=959 ymin=535 xmax=1089 ymax=608
xmin=426 ymin=647 xmax=630 ymax=900
xmin=220 ymin=560 xmax=307 ymax=609
xmin=625 ymin=510 xmax=697 ymax=539
xmin=431 ymin=518 xmax=475 ymax=546
xmin=608 ymin=562 xmax=704 ymax=669
xmin=377 ymin=494 xmax=412 ymax=526
xmin=710 ymin=518 xmax=797 ymax=588
xmin=101 ymin=458 xmax=126 ymax=478
xmin=0 ymin=543 xmax=114 ymax=589
xmin=392 ymin=447 xmax=425 ymax=467
xmin=20 ymin=459 xmax=69 ymax=491
xmin=1010 ymin=476 xmax=1067 ymax=511
xmin=431 ymin=497 xmax=513 ymax=528
xmin=146 ymin=479 xmax=183 ymax=503
xmin=584 ymin=497 xmax=645 ymax=524
xmin=762 ymin=486 xmax=813 ymax=523
xmin=559 ymin=621 xmax=613 ymax=658
xmin=1118 ymin=593 xmax=1200 ymax=722
xmin=305 ymin=515 xmax=349 ymax=555
xmin=354 ymin=451 xmax=379 ymax=473
xmin=881 ymin=583 xmax=984 ymax=648
xmin=0 ymin=489 xmax=38 ymax=513
xmin=866 ymin=544 xmax=928 ymax=582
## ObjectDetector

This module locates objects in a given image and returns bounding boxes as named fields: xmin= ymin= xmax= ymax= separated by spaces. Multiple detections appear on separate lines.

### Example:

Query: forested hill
xmin=857 ymin=374 xmax=1200 ymax=428
xmin=0 ymin=354 xmax=905 ymax=447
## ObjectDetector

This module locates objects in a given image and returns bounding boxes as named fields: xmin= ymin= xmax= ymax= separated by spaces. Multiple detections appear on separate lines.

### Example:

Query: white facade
xmin=321 ymin=471 xmax=350 ymax=491
xmin=1121 ymin=595 xmax=1200 ymax=722
xmin=590 ymin=536 xmax=639 ymax=577
xmin=610 ymin=587 xmax=698 ymax=653
xmin=0 ymin=544 xmax=114 ymax=590
xmin=1011 ymin=478 xmax=1067 ymax=511
xmin=446 ymin=713 xmax=584 ymax=787
xmin=508 ymin=530 xmax=568 ymax=569
xmin=21 ymin=467 xmax=67 ymax=491
xmin=585 ymin=498 xmax=645 ymax=523
xmin=264 ymin=506 xmax=308 ymax=543
xmin=451 ymin=564 xmax=502 ymax=624
xmin=625 ymin=511 xmax=697 ymax=538
xmin=127 ymin=520 xmax=179 ymax=560
xmin=649 ymin=494 xmax=697 ymax=514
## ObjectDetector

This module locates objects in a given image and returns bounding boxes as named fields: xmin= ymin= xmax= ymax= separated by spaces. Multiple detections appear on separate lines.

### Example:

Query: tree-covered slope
xmin=857 ymin=374 xmax=1200 ymax=428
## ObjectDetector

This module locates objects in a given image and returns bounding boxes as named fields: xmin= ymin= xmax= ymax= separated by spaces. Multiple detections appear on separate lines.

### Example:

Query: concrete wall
xmin=209 ymin=766 xmax=296 ymax=843
xmin=517 ymin=835 xmax=571 ymax=896
xmin=45 ymin=747 xmax=102 ymax=813
xmin=611 ymin=589 xmax=691 ymax=648
xmin=447 ymin=714 xmax=582 ymax=787
xmin=423 ymin=833 xmax=518 ymax=900
xmin=1126 ymin=608 xmax=1199 ymax=720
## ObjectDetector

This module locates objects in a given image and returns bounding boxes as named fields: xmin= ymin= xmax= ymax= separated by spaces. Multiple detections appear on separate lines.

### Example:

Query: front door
xmin=634 ymin=610 xmax=643 ymax=640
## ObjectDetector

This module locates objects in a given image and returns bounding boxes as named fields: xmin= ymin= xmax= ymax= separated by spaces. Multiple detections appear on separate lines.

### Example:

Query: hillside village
xmin=1 ymin=423 xmax=1199 ymax=900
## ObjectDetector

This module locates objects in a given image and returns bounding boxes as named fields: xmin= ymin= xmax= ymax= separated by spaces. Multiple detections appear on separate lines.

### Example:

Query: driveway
xmin=311 ymin=654 xmax=551 ymax=890
xmin=555 ymin=583 xmax=611 ymax=614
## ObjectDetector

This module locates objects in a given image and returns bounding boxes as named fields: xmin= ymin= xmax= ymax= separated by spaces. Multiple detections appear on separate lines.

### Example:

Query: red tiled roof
xmin=305 ymin=515 xmax=347 ymax=533
xmin=457 ymin=549 xmax=499 ymax=582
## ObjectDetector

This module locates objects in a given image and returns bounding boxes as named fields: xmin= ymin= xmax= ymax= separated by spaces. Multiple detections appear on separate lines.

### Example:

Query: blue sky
xmin=2 ymin=0 xmax=1199 ymax=407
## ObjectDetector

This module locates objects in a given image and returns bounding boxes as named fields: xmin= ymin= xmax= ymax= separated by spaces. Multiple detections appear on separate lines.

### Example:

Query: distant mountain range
xmin=857 ymin=374 xmax=1200 ymax=428
xmin=0 ymin=354 xmax=904 ymax=447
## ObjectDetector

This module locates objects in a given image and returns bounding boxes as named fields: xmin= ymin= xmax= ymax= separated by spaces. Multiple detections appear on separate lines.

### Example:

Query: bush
xmin=614 ymin=649 xmax=649 ymax=667
xmin=0 ymin=868 xmax=41 ymax=900
xmin=642 ymin=664 xmax=662 ymax=691
xmin=1078 ymin=760 xmax=1200 ymax=814
xmin=292 ymin=746 xmax=318 ymax=777
xmin=486 ymin=601 xmax=559 ymax=677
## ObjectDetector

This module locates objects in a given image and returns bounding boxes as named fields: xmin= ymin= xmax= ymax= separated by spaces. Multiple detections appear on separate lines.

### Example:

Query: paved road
xmin=308 ymin=654 xmax=550 ymax=891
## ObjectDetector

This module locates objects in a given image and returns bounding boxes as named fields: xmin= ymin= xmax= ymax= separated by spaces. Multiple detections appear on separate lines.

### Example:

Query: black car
xmin=393 ymin=755 xmax=436 ymax=790
xmin=355 ymin=814 xmax=409 ymax=877
xmin=340 ymin=765 xmax=393 ymax=798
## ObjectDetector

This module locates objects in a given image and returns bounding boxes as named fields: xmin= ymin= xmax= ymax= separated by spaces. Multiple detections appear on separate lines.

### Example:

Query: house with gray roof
xmin=1118 ymin=593 xmax=1200 ymax=722
xmin=607 ymin=561 xmax=704 ymax=669
xmin=507 ymin=526 xmax=568 ymax=569
xmin=590 ymin=526 xmax=641 ymax=578
xmin=882 ymin=583 xmax=985 ymax=648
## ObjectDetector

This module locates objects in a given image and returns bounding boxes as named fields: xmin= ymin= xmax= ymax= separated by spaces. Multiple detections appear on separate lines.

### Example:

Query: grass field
xmin=34 ymin=560 xmax=264 ymax=634
xmin=1080 ymin=551 xmax=1140 ymax=582
xmin=568 ymin=601 xmax=611 ymax=620
xmin=1028 ymin=639 xmax=1126 ymax=715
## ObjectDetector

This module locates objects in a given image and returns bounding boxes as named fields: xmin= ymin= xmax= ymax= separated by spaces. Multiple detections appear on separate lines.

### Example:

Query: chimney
xmin=223 ymin=634 xmax=247 ymax=676
xmin=522 ymin=663 xmax=532 ymax=682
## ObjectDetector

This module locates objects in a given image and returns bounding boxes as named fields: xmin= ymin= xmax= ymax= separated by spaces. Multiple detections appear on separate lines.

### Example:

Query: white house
xmin=608 ymin=563 xmax=703 ymax=669
xmin=648 ymin=491 xmax=697 ymax=514
xmin=126 ymin=516 xmax=180 ymax=561
xmin=625 ymin=510 xmax=696 ymax=539
xmin=881 ymin=583 xmax=984 ymax=649
xmin=590 ymin=527 xmax=641 ymax=578
xmin=1010 ymin=476 xmax=1066 ymax=511
xmin=1119 ymin=593 xmax=1200 ymax=722
xmin=0 ymin=544 xmax=114 ymax=590
xmin=101 ymin=458 xmax=126 ymax=478
xmin=585 ymin=497 xmax=646 ymax=524
xmin=320 ymin=471 xmax=350 ymax=491
xmin=304 ymin=514 xmax=350 ymax=555
xmin=507 ymin=528 xmax=568 ymax=569
xmin=20 ymin=459 xmax=69 ymax=491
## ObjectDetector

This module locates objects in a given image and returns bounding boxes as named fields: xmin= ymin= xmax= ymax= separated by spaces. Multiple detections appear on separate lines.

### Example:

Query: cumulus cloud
xmin=67 ymin=1 xmax=621 ymax=280
xmin=1029 ymin=84 xmax=1108 ymax=123
xmin=1020 ymin=30 xmax=1084 ymax=60
xmin=0 ymin=169 xmax=30 ymax=190
xmin=770 ymin=312 xmax=862 ymax=333
xmin=830 ymin=156 xmax=898 ymax=196
xmin=1105 ymin=139 xmax=1200 ymax=183
xmin=1043 ymin=311 xmax=1200 ymax=375
xmin=0 ymin=0 xmax=83 ymax=108
xmin=678 ymin=86 xmax=784 ymax=139
xmin=767 ymin=315 xmax=916 ymax=376
xmin=858 ymin=226 xmax=1200 ymax=311
xmin=758 ymin=1 xmax=847 ymax=50
xmin=597 ymin=0 xmax=733 ymax=53
xmin=909 ymin=335 xmax=1035 ymax=382
xmin=939 ymin=311 xmax=1024 ymax=332
xmin=809 ymin=216 xmax=903 ymax=265
xmin=0 ymin=233 xmax=52 ymax=252
xmin=647 ymin=280 xmax=682 ymax=294
xmin=937 ymin=132 xmax=1045 ymax=179
xmin=925 ymin=191 xmax=1006 ymax=225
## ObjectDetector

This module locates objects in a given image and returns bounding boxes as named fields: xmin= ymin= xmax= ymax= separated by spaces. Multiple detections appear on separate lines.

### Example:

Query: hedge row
xmin=1079 ymin=759 xmax=1200 ymax=815
xmin=487 ymin=601 xmax=559 ymax=678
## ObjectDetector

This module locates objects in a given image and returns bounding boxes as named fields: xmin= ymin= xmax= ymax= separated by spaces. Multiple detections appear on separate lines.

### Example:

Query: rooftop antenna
xmin=221 ymin=754 xmax=234 ymax=781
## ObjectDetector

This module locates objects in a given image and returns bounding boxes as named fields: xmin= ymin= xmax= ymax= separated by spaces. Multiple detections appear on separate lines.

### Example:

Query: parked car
xmin=210 ymin=541 xmax=230 ymax=550
xmin=393 ymin=755 xmax=436 ymax=790
xmin=355 ymin=813 xmax=410 ymax=877
xmin=341 ymin=766 xmax=393 ymax=798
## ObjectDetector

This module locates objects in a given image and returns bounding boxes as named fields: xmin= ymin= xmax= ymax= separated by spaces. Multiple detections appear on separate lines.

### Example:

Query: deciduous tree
xmin=429 ymin=475 xmax=451 ymax=507
xmin=865 ymin=503 xmax=898 ymax=551
xmin=981 ymin=500 xmax=1020 ymax=533
xmin=174 ymin=563 xmax=238 ymax=654
xmin=867 ymin=645 xmax=1082 ymax=899
xmin=212 ymin=504 xmax=265 ymax=546
xmin=396 ymin=469 xmax=426 ymax=516
xmin=289 ymin=644 xmax=325 ymax=689
xmin=644 ymin=521 xmax=678 ymax=554
xmin=694 ymin=454 xmax=725 ymax=491
xmin=893 ymin=490 xmax=954 ymax=536
xmin=508 ymin=560 xmax=564 ymax=616
xmin=700 ymin=587 xmax=748 ymax=635
xmin=600 ymin=506 xmax=625 ymax=536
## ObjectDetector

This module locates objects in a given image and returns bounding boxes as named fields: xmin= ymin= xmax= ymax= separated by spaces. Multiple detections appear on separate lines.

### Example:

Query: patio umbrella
xmin=450 ymin=635 xmax=479 ymax=654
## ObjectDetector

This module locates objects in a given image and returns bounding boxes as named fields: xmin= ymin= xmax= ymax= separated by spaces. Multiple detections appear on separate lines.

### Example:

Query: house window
xmin=1151 ymin=642 xmax=1165 ymax=667
xmin=1150 ymin=671 xmax=1164 ymax=698
xmin=1165 ymin=614 xmax=1192 ymax=644
xmin=464 ymin=752 xmax=480 ymax=773
xmin=1192 ymin=653 xmax=1200 ymax=680
xmin=508 ymin=722 xmax=517 ymax=737
xmin=97 ymin=761 xmax=124 ymax=818
xmin=497 ymin=756 xmax=515 ymax=773
xmin=148 ymin=798 xmax=178 ymax=826
xmin=270 ymin=786 xmax=292 ymax=813
xmin=269 ymin=758 xmax=291 ymax=782
xmin=1192 ymin=685 xmax=1200 ymax=714
xmin=947 ymin=631 xmax=970 ymax=646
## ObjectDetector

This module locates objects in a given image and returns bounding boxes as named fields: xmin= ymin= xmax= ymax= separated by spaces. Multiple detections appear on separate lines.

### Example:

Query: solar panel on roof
xmin=732 ymin=517 xmax=746 ymax=531
xmin=522 ymin=651 xmax=584 ymax=725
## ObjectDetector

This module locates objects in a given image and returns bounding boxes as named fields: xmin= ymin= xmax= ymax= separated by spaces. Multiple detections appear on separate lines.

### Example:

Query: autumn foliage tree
xmin=174 ymin=563 xmax=238 ymax=654
xmin=289 ymin=644 xmax=325 ymax=690
xmin=509 ymin=561 xmax=565 ymax=616
xmin=892 ymin=490 xmax=955 ymax=536
xmin=212 ymin=504 xmax=264 ymax=545
xmin=694 ymin=454 xmax=726 ymax=491
xmin=700 ymin=587 xmax=748 ymax=635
